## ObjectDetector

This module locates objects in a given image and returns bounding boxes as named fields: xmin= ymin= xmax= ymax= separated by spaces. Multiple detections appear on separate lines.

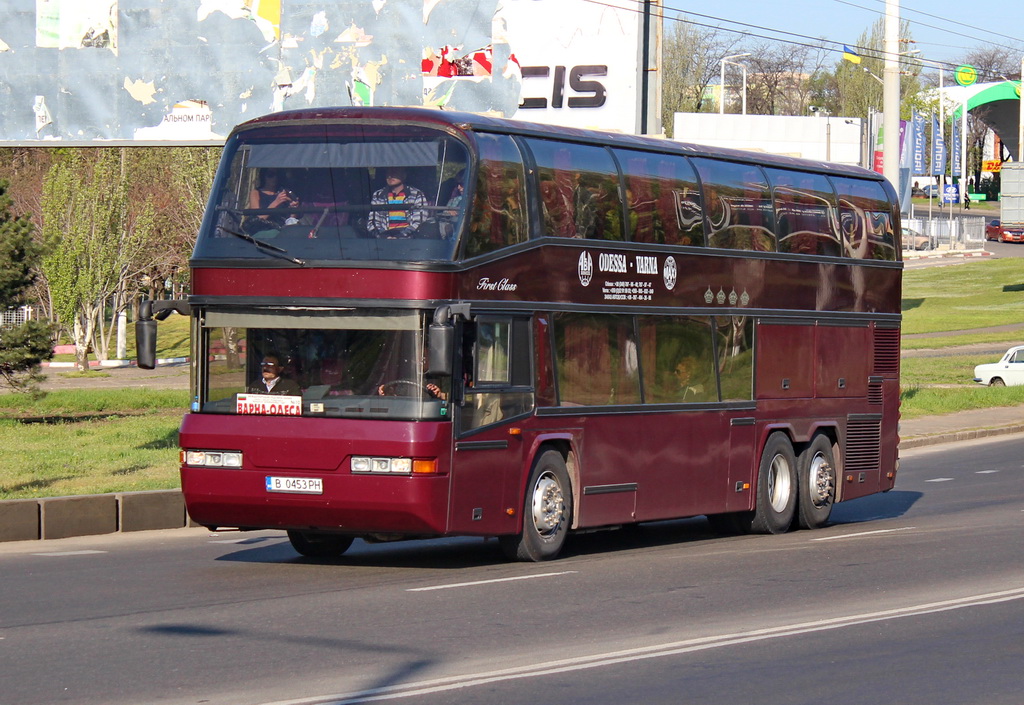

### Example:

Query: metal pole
xmin=1019 ymin=56 xmax=1024 ymax=161
xmin=741 ymin=64 xmax=747 ymax=115
xmin=719 ymin=60 xmax=726 ymax=115
xmin=882 ymin=0 xmax=900 ymax=190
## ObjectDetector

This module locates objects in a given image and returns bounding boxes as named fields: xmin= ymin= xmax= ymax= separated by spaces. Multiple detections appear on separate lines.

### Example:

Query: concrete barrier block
xmin=0 ymin=499 xmax=40 ymax=542
xmin=118 ymin=490 xmax=187 ymax=532
xmin=40 ymin=495 xmax=117 ymax=540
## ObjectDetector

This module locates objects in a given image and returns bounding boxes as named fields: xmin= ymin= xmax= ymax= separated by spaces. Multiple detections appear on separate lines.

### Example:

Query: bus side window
xmin=692 ymin=158 xmax=776 ymax=252
xmin=615 ymin=150 xmax=705 ymax=246
xmin=766 ymin=168 xmax=842 ymax=257
xmin=830 ymin=177 xmax=897 ymax=261
xmin=714 ymin=316 xmax=755 ymax=401
xmin=465 ymin=133 xmax=528 ymax=258
xmin=459 ymin=317 xmax=534 ymax=433
xmin=553 ymin=313 xmax=640 ymax=406
xmin=526 ymin=139 xmax=624 ymax=241
xmin=637 ymin=316 xmax=717 ymax=403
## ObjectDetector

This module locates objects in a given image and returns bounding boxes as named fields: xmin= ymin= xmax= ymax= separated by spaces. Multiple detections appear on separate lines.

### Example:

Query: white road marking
xmin=31 ymin=550 xmax=108 ymax=557
xmin=811 ymin=527 xmax=916 ymax=542
xmin=925 ymin=477 xmax=955 ymax=482
xmin=261 ymin=587 xmax=1024 ymax=705
xmin=976 ymin=470 xmax=1000 ymax=474
xmin=406 ymin=571 xmax=578 ymax=592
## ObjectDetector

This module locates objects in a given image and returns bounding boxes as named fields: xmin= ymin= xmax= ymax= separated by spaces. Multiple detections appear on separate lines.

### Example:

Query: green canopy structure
xmin=947 ymin=81 xmax=1023 ymax=158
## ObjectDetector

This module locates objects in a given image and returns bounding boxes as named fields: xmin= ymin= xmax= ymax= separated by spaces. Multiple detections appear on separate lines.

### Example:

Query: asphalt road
xmin=1 ymin=434 xmax=1022 ymax=705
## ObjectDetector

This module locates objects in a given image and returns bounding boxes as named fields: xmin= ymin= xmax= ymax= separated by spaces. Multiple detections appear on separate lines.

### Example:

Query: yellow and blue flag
xmin=843 ymin=45 xmax=862 ymax=64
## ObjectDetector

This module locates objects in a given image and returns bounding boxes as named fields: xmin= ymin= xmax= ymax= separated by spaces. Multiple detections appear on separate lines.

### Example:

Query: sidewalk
xmin=899 ymin=404 xmax=1024 ymax=449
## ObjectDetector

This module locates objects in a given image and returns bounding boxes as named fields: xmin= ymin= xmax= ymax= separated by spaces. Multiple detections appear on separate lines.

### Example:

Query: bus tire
xmin=499 ymin=450 xmax=572 ymax=562
xmin=796 ymin=435 xmax=836 ymax=530
xmin=287 ymin=530 xmax=354 ymax=558
xmin=750 ymin=432 xmax=797 ymax=534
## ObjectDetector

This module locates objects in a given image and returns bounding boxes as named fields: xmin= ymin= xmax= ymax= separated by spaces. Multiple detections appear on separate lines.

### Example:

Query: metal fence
xmin=903 ymin=215 xmax=986 ymax=252
xmin=1 ymin=306 xmax=35 ymax=328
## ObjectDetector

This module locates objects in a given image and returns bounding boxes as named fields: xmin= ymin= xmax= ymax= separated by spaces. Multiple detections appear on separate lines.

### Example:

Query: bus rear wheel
xmin=500 ymin=450 xmax=572 ymax=562
xmin=287 ymin=530 xmax=354 ymax=558
xmin=750 ymin=433 xmax=797 ymax=534
xmin=796 ymin=435 xmax=836 ymax=530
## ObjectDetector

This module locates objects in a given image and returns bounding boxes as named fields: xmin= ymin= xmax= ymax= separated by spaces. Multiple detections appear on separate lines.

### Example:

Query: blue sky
xmin=665 ymin=0 xmax=1023 ymax=72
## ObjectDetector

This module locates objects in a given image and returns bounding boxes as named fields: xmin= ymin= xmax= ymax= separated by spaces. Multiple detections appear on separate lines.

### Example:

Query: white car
xmin=973 ymin=345 xmax=1024 ymax=387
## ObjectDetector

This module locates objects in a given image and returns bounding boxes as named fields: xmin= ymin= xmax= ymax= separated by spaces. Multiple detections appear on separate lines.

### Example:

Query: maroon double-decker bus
xmin=138 ymin=107 xmax=902 ymax=561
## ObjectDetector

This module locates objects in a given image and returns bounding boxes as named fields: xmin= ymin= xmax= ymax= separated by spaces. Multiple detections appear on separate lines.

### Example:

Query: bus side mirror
xmin=136 ymin=300 xmax=157 ymax=370
xmin=427 ymin=322 xmax=453 ymax=376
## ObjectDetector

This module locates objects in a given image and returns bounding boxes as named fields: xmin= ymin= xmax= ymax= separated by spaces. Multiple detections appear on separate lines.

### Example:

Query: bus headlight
xmin=184 ymin=450 xmax=243 ymax=468
xmin=351 ymin=456 xmax=437 ymax=474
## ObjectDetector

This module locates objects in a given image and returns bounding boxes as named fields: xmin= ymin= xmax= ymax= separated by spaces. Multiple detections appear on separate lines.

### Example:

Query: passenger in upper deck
xmin=368 ymin=167 xmax=429 ymax=238
xmin=247 ymin=169 xmax=299 ymax=231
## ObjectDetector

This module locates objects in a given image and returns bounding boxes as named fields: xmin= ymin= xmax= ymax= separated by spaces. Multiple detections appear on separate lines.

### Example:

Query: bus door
xmin=448 ymin=318 xmax=535 ymax=535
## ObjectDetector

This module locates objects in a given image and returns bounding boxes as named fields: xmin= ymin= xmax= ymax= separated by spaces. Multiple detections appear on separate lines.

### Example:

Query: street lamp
xmin=720 ymin=52 xmax=751 ymax=115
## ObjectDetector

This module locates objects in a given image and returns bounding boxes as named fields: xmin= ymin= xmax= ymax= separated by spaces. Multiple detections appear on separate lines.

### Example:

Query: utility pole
xmin=882 ymin=0 xmax=900 ymax=190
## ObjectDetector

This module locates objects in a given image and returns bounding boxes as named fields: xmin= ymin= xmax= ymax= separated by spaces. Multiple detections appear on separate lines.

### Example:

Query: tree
xmin=660 ymin=15 xmax=742 ymax=136
xmin=0 ymin=179 xmax=53 ymax=394
xmin=744 ymin=42 xmax=824 ymax=116
xmin=42 ymin=149 xmax=149 ymax=371
xmin=815 ymin=19 xmax=921 ymax=120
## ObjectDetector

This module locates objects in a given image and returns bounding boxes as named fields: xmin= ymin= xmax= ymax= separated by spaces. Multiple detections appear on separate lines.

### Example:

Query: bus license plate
xmin=266 ymin=476 xmax=323 ymax=495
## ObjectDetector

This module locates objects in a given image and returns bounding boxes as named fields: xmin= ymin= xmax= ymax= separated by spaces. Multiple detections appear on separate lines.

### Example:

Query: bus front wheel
xmin=287 ymin=530 xmax=354 ymax=558
xmin=500 ymin=450 xmax=572 ymax=562
xmin=750 ymin=433 xmax=797 ymax=534
xmin=796 ymin=435 xmax=836 ymax=530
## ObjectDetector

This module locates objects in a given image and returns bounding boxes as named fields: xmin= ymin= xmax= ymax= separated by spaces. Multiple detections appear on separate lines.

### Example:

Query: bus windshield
xmin=193 ymin=124 xmax=470 ymax=263
xmin=199 ymin=309 xmax=450 ymax=421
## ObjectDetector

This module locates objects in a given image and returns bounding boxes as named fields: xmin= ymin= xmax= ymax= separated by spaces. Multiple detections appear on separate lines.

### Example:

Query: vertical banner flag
xmin=950 ymin=116 xmax=961 ymax=177
xmin=912 ymin=111 xmax=926 ymax=174
xmin=930 ymin=114 xmax=946 ymax=176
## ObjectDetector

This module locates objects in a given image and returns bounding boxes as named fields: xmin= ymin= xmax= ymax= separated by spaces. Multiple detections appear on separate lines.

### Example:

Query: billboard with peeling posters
xmin=0 ymin=0 xmax=641 ymax=144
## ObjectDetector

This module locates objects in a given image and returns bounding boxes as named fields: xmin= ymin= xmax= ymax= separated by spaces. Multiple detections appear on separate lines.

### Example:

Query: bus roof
xmin=232 ymin=106 xmax=886 ymax=184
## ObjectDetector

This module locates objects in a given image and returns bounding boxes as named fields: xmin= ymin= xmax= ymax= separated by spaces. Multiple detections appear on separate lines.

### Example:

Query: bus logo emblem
xmin=578 ymin=251 xmax=593 ymax=287
xmin=663 ymin=256 xmax=677 ymax=290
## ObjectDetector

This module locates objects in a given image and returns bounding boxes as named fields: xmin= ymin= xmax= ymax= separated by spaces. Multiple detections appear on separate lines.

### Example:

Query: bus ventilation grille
xmin=873 ymin=328 xmax=900 ymax=376
xmin=845 ymin=418 xmax=881 ymax=473
xmin=868 ymin=382 xmax=883 ymax=405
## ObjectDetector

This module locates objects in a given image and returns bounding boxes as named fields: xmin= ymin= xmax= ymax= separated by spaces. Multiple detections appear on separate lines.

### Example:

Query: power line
xmin=582 ymin=0 xmax=1016 ymax=80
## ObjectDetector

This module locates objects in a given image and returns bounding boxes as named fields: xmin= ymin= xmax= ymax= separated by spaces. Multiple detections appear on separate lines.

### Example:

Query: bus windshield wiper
xmin=218 ymin=226 xmax=306 ymax=266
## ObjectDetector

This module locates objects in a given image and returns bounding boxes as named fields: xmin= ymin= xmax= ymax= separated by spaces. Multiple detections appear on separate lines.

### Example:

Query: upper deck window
xmin=464 ymin=133 xmax=528 ymax=258
xmin=831 ymin=176 xmax=897 ymax=261
xmin=767 ymin=168 xmax=842 ymax=257
xmin=615 ymin=149 xmax=704 ymax=246
xmin=526 ymin=139 xmax=624 ymax=241
xmin=193 ymin=124 xmax=470 ymax=264
xmin=692 ymin=158 xmax=776 ymax=252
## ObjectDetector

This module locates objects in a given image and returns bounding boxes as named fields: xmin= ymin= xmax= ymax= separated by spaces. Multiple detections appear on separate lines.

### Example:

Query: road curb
xmin=899 ymin=424 xmax=1024 ymax=450
xmin=0 ymin=490 xmax=189 ymax=544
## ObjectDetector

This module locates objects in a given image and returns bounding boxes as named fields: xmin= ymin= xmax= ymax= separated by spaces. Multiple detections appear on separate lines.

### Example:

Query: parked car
xmin=901 ymin=227 xmax=930 ymax=251
xmin=985 ymin=218 xmax=1024 ymax=243
xmin=973 ymin=345 xmax=1024 ymax=386
xmin=921 ymin=184 xmax=940 ymax=198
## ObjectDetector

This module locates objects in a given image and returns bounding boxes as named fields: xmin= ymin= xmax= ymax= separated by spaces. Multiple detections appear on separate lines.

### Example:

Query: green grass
xmin=899 ymin=386 xmax=1024 ymax=419
xmin=901 ymin=258 xmax=1024 ymax=335
xmin=0 ymin=390 xmax=188 ymax=500
xmin=900 ymin=355 xmax=992 ymax=387
xmin=0 ymin=414 xmax=182 ymax=499
xmin=901 ymin=332 xmax=1024 ymax=351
